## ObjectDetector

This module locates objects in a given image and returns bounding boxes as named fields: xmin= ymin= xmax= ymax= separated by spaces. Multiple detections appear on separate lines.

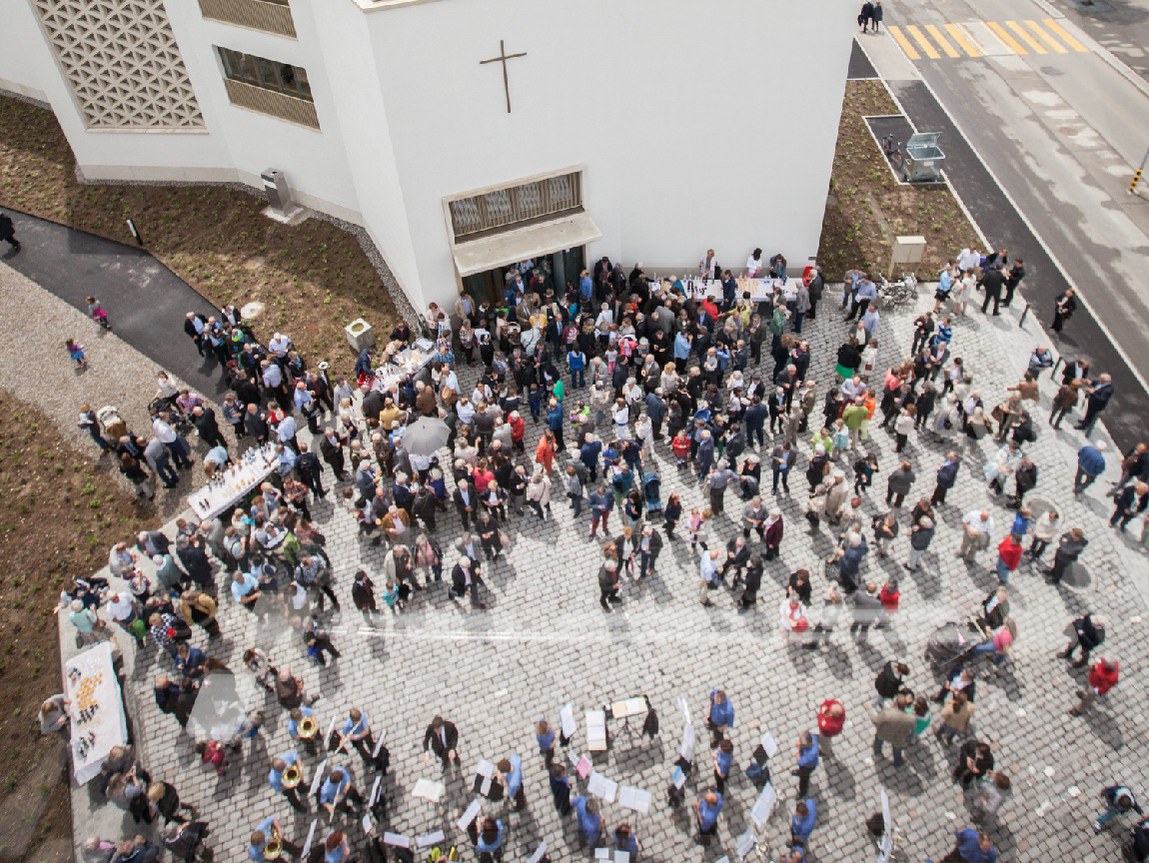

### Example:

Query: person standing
xmin=905 ymin=516 xmax=935 ymax=572
xmin=1051 ymin=288 xmax=1077 ymax=333
xmin=268 ymin=752 xmax=308 ymax=811
xmin=872 ymin=0 xmax=884 ymax=31
xmin=994 ymin=534 xmax=1023 ymax=585
xmin=938 ymin=829 xmax=998 ymax=863
xmin=885 ymin=461 xmax=916 ymax=508
xmin=958 ymin=510 xmax=994 ymax=561
xmin=707 ymin=689 xmax=735 ymax=745
xmin=694 ymin=789 xmax=724 ymax=842
xmin=931 ymin=452 xmax=961 ymax=505
xmin=1043 ymin=527 xmax=1088 ymax=584
xmin=598 ymin=560 xmax=621 ymax=612
xmin=573 ymin=795 xmax=605 ymax=849
xmin=0 ymin=210 xmax=20 ymax=252
xmin=1110 ymin=480 xmax=1148 ymax=530
xmin=978 ymin=263 xmax=1006 ymax=316
xmin=870 ymin=693 xmax=914 ymax=768
xmin=793 ymin=731 xmax=819 ymax=798
xmin=422 ymin=715 xmax=460 ymax=771
xmin=1002 ymin=258 xmax=1025 ymax=307
xmin=1077 ymin=374 xmax=1114 ymax=435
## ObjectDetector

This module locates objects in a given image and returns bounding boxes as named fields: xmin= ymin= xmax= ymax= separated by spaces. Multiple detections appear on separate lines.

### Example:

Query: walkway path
xmin=2 ymin=209 xmax=228 ymax=398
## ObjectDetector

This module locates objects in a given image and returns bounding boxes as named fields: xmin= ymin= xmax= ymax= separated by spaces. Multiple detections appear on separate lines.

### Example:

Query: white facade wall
xmin=0 ymin=0 xmax=855 ymax=313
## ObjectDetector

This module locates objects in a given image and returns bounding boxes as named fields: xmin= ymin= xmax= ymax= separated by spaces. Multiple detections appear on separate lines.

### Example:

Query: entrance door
xmin=461 ymin=247 xmax=586 ymax=306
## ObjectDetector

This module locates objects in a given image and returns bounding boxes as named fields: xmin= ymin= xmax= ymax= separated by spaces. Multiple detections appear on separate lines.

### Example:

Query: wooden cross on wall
xmin=480 ymin=39 xmax=528 ymax=114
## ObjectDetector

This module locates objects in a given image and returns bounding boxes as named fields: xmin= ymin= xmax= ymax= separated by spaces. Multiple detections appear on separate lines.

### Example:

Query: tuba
xmin=297 ymin=716 xmax=318 ymax=739
xmin=282 ymin=763 xmax=303 ymax=789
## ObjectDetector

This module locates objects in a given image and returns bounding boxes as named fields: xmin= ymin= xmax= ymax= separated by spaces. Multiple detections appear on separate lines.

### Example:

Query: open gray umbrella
xmin=401 ymin=416 xmax=451 ymax=456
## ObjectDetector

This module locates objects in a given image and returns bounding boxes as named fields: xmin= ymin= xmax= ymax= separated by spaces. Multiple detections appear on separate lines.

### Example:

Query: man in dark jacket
xmin=931 ymin=452 xmax=961 ymax=505
xmin=979 ymin=263 xmax=1007 ymax=315
xmin=297 ymin=442 xmax=326 ymax=499
xmin=1043 ymin=528 xmax=1088 ymax=584
xmin=1077 ymin=374 xmax=1114 ymax=435
xmin=190 ymin=406 xmax=228 ymax=450
xmin=0 ymin=211 xmax=20 ymax=252
xmin=1003 ymin=258 xmax=1025 ymax=306
xmin=1059 ymin=613 xmax=1107 ymax=667
xmin=645 ymin=390 xmax=668 ymax=440
xmin=422 ymin=715 xmax=461 ymax=770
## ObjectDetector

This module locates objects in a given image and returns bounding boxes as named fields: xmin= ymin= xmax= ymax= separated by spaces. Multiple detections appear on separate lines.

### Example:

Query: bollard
xmin=1018 ymin=301 xmax=1029 ymax=327
xmin=125 ymin=218 xmax=144 ymax=247
xmin=1051 ymin=356 xmax=1063 ymax=381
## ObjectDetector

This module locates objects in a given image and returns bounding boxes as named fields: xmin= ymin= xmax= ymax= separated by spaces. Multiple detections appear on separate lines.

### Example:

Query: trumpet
xmin=282 ymin=763 xmax=303 ymax=789
xmin=297 ymin=716 xmax=318 ymax=739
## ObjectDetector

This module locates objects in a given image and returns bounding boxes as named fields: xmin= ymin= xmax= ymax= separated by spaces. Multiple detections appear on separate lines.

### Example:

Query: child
xmin=382 ymin=579 xmax=403 ymax=613
xmin=86 ymin=296 xmax=111 ymax=329
xmin=527 ymin=383 xmax=542 ymax=423
xmin=910 ymin=695 xmax=931 ymax=742
xmin=672 ymin=429 xmax=692 ymax=468
xmin=879 ymin=579 xmax=900 ymax=623
xmin=687 ymin=507 xmax=711 ymax=555
xmin=65 ymin=338 xmax=88 ymax=369
xmin=831 ymin=419 xmax=850 ymax=457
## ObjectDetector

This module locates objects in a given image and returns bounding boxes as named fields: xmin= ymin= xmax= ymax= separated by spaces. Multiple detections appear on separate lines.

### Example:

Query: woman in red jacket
xmin=1069 ymin=658 xmax=1119 ymax=715
xmin=816 ymin=699 xmax=846 ymax=756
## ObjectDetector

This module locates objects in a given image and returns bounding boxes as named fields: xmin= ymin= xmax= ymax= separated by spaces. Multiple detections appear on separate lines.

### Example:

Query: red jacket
xmin=997 ymin=537 xmax=1023 ymax=571
xmin=509 ymin=415 xmax=525 ymax=443
xmin=817 ymin=699 xmax=846 ymax=737
xmin=879 ymin=585 xmax=900 ymax=613
xmin=672 ymin=435 xmax=691 ymax=459
xmin=1090 ymin=661 xmax=1120 ymax=695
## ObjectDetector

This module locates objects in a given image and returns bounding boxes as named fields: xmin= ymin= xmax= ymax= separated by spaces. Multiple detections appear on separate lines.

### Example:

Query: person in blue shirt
xmin=573 ymin=795 xmax=604 ymax=849
xmin=589 ymin=485 xmax=614 ymax=539
xmin=230 ymin=571 xmax=260 ymax=611
xmin=674 ymin=331 xmax=693 ymax=373
xmin=713 ymin=738 xmax=734 ymax=793
xmin=578 ymin=270 xmax=594 ymax=307
xmin=470 ymin=817 xmax=505 ymax=861
xmin=579 ymin=436 xmax=603 ymax=482
xmin=318 ymin=767 xmax=363 ymax=817
xmin=695 ymin=790 xmax=724 ymax=839
xmin=568 ymin=348 xmax=587 ymax=389
xmin=248 ymin=817 xmax=300 ymax=861
xmin=707 ymin=689 xmax=735 ymax=745
xmin=268 ymin=752 xmax=307 ymax=811
xmin=1075 ymin=444 xmax=1106 ymax=494
xmin=615 ymin=823 xmax=639 ymax=860
xmin=790 ymin=798 xmax=817 ymax=844
xmin=338 ymin=707 xmax=374 ymax=764
xmin=946 ymin=827 xmax=997 ymax=863
xmin=322 ymin=829 xmax=350 ymax=863
xmin=497 ymin=754 xmax=525 ymax=810
xmin=536 ymin=720 xmax=556 ymax=769
xmin=175 ymin=643 xmax=206 ymax=683
xmin=794 ymin=731 xmax=820 ymax=798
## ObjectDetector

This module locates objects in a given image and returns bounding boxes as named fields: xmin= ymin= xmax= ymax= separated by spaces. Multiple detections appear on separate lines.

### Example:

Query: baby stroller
xmin=96 ymin=405 xmax=128 ymax=441
xmin=643 ymin=470 xmax=663 ymax=514
xmin=925 ymin=621 xmax=984 ymax=675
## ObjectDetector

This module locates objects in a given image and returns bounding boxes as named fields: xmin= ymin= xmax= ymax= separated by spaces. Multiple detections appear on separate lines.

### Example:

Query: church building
xmin=0 ymin=0 xmax=856 ymax=310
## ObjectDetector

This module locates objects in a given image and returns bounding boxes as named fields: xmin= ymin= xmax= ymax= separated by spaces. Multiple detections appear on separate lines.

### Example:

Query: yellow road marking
xmin=1042 ymin=17 xmax=1088 ymax=51
xmin=1007 ymin=19 xmax=1047 ymax=53
xmin=925 ymin=24 xmax=961 ymax=58
xmin=944 ymin=23 xmax=982 ymax=57
xmin=888 ymin=26 xmax=922 ymax=60
xmin=906 ymin=24 xmax=942 ymax=59
xmin=987 ymin=20 xmax=1028 ymax=54
xmin=1025 ymin=19 xmax=1068 ymax=53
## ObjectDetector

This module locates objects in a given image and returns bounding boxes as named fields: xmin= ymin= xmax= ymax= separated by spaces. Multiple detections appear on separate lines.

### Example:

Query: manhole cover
xmin=241 ymin=301 xmax=266 ymax=319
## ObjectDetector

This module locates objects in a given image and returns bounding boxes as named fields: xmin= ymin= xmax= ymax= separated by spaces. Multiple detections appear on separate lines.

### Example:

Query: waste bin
xmin=261 ymin=168 xmax=292 ymax=213
xmin=345 ymin=318 xmax=374 ymax=352
xmin=902 ymin=132 xmax=944 ymax=183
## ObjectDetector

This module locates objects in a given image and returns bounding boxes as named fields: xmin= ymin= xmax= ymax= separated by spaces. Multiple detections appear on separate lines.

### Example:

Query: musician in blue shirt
xmin=707 ymin=689 xmax=735 ymax=745
xmin=268 ymin=752 xmax=306 ymax=811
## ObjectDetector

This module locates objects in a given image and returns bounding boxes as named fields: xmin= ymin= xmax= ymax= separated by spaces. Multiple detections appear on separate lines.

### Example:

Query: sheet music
xmin=475 ymin=758 xmax=495 ymax=778
xmin=576 ymin=755 xmax=592 ymax=779
xmin=594 ymin=849 xmax=610 ymax=860
xmin=618 ymin=785 xmax=652 ymax=814
xmin=750 ymin=782 xmax=777 ymax=829
xmin=677 ymin=696 xmax=691 ymax=723
xmin=457 ymin=799 xmax=482 ymax=831
xmin=308 ymin=758 xmax=328 ymax=798
xmin=587 ymin=771 xmax=618 ymax=803
xmin=480 ymin=775 xmax=492 ymax=797
xmin=713 ymin=857 xmax=731 ymax=863
xmin=527 ymin=842 xmax=548 ymax=863
xmin=615 ymin=852 xmax=631 ymax=863
xmin=416 ymin=831 xmax=445 ymax=848
xmin=735 ymin=828 xmax=756 ymax=858
xmin=301 ymin=819 xmax=317 ymax=858
xmin=383 ymin=833 xmax=410 ymax=848
xmin=372 ymin=732 xmax=387 ymax=757
xmin=881 ymin=788 xmax=892 ymax=834
xmin=672 ymin=765 xmax=687 ymax=789
xmin=760 ymin=732 xmax=778 ymax=759
xmin=412 ymin=778 xmax=445 ymax=802
xmin=560 ymin=703 xmax=577 ymax=737
xmin=369 ymin=775 xmax=382 ymax=807
xmin=326 ymin=717 xmax=339 ymax=744
xmin=362 ymin=813 xmax=373 ymax=835
xmin=569 ymin=751 xmax=580 ymax=768
xmin=680 ymin=722 xmax=696 ymax=763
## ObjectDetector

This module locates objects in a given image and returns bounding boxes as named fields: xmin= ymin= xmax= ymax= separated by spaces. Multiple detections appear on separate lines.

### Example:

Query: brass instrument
xmin=297 ymin=716 xmax=318 ymax=739
xmin=263 ymin=826 xmax=283 ymax=860
xmin=282 ymin=763 xmax=303 ymax=789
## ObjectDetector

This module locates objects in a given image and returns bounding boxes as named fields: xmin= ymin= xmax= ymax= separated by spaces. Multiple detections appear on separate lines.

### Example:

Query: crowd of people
xmin=52 ymin=246 xmax=1149 ymax=863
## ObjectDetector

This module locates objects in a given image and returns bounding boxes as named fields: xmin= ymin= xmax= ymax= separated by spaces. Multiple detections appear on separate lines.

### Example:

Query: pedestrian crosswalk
xmin=887 ymin=19 xmax=1088 ymax=60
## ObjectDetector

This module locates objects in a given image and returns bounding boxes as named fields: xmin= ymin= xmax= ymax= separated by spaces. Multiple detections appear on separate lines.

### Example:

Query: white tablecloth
xmin=66 ymin=642 xmax=128 ymax=785
xmin=187 ymin=443 xmax=278 ymax=521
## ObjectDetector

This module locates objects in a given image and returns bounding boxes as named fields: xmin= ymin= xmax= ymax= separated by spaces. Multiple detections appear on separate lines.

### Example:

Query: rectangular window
xmin=218 ymin=47 xmax=311 ymax=101
xmin=448 ymin=170 xmax=583 ymax=240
